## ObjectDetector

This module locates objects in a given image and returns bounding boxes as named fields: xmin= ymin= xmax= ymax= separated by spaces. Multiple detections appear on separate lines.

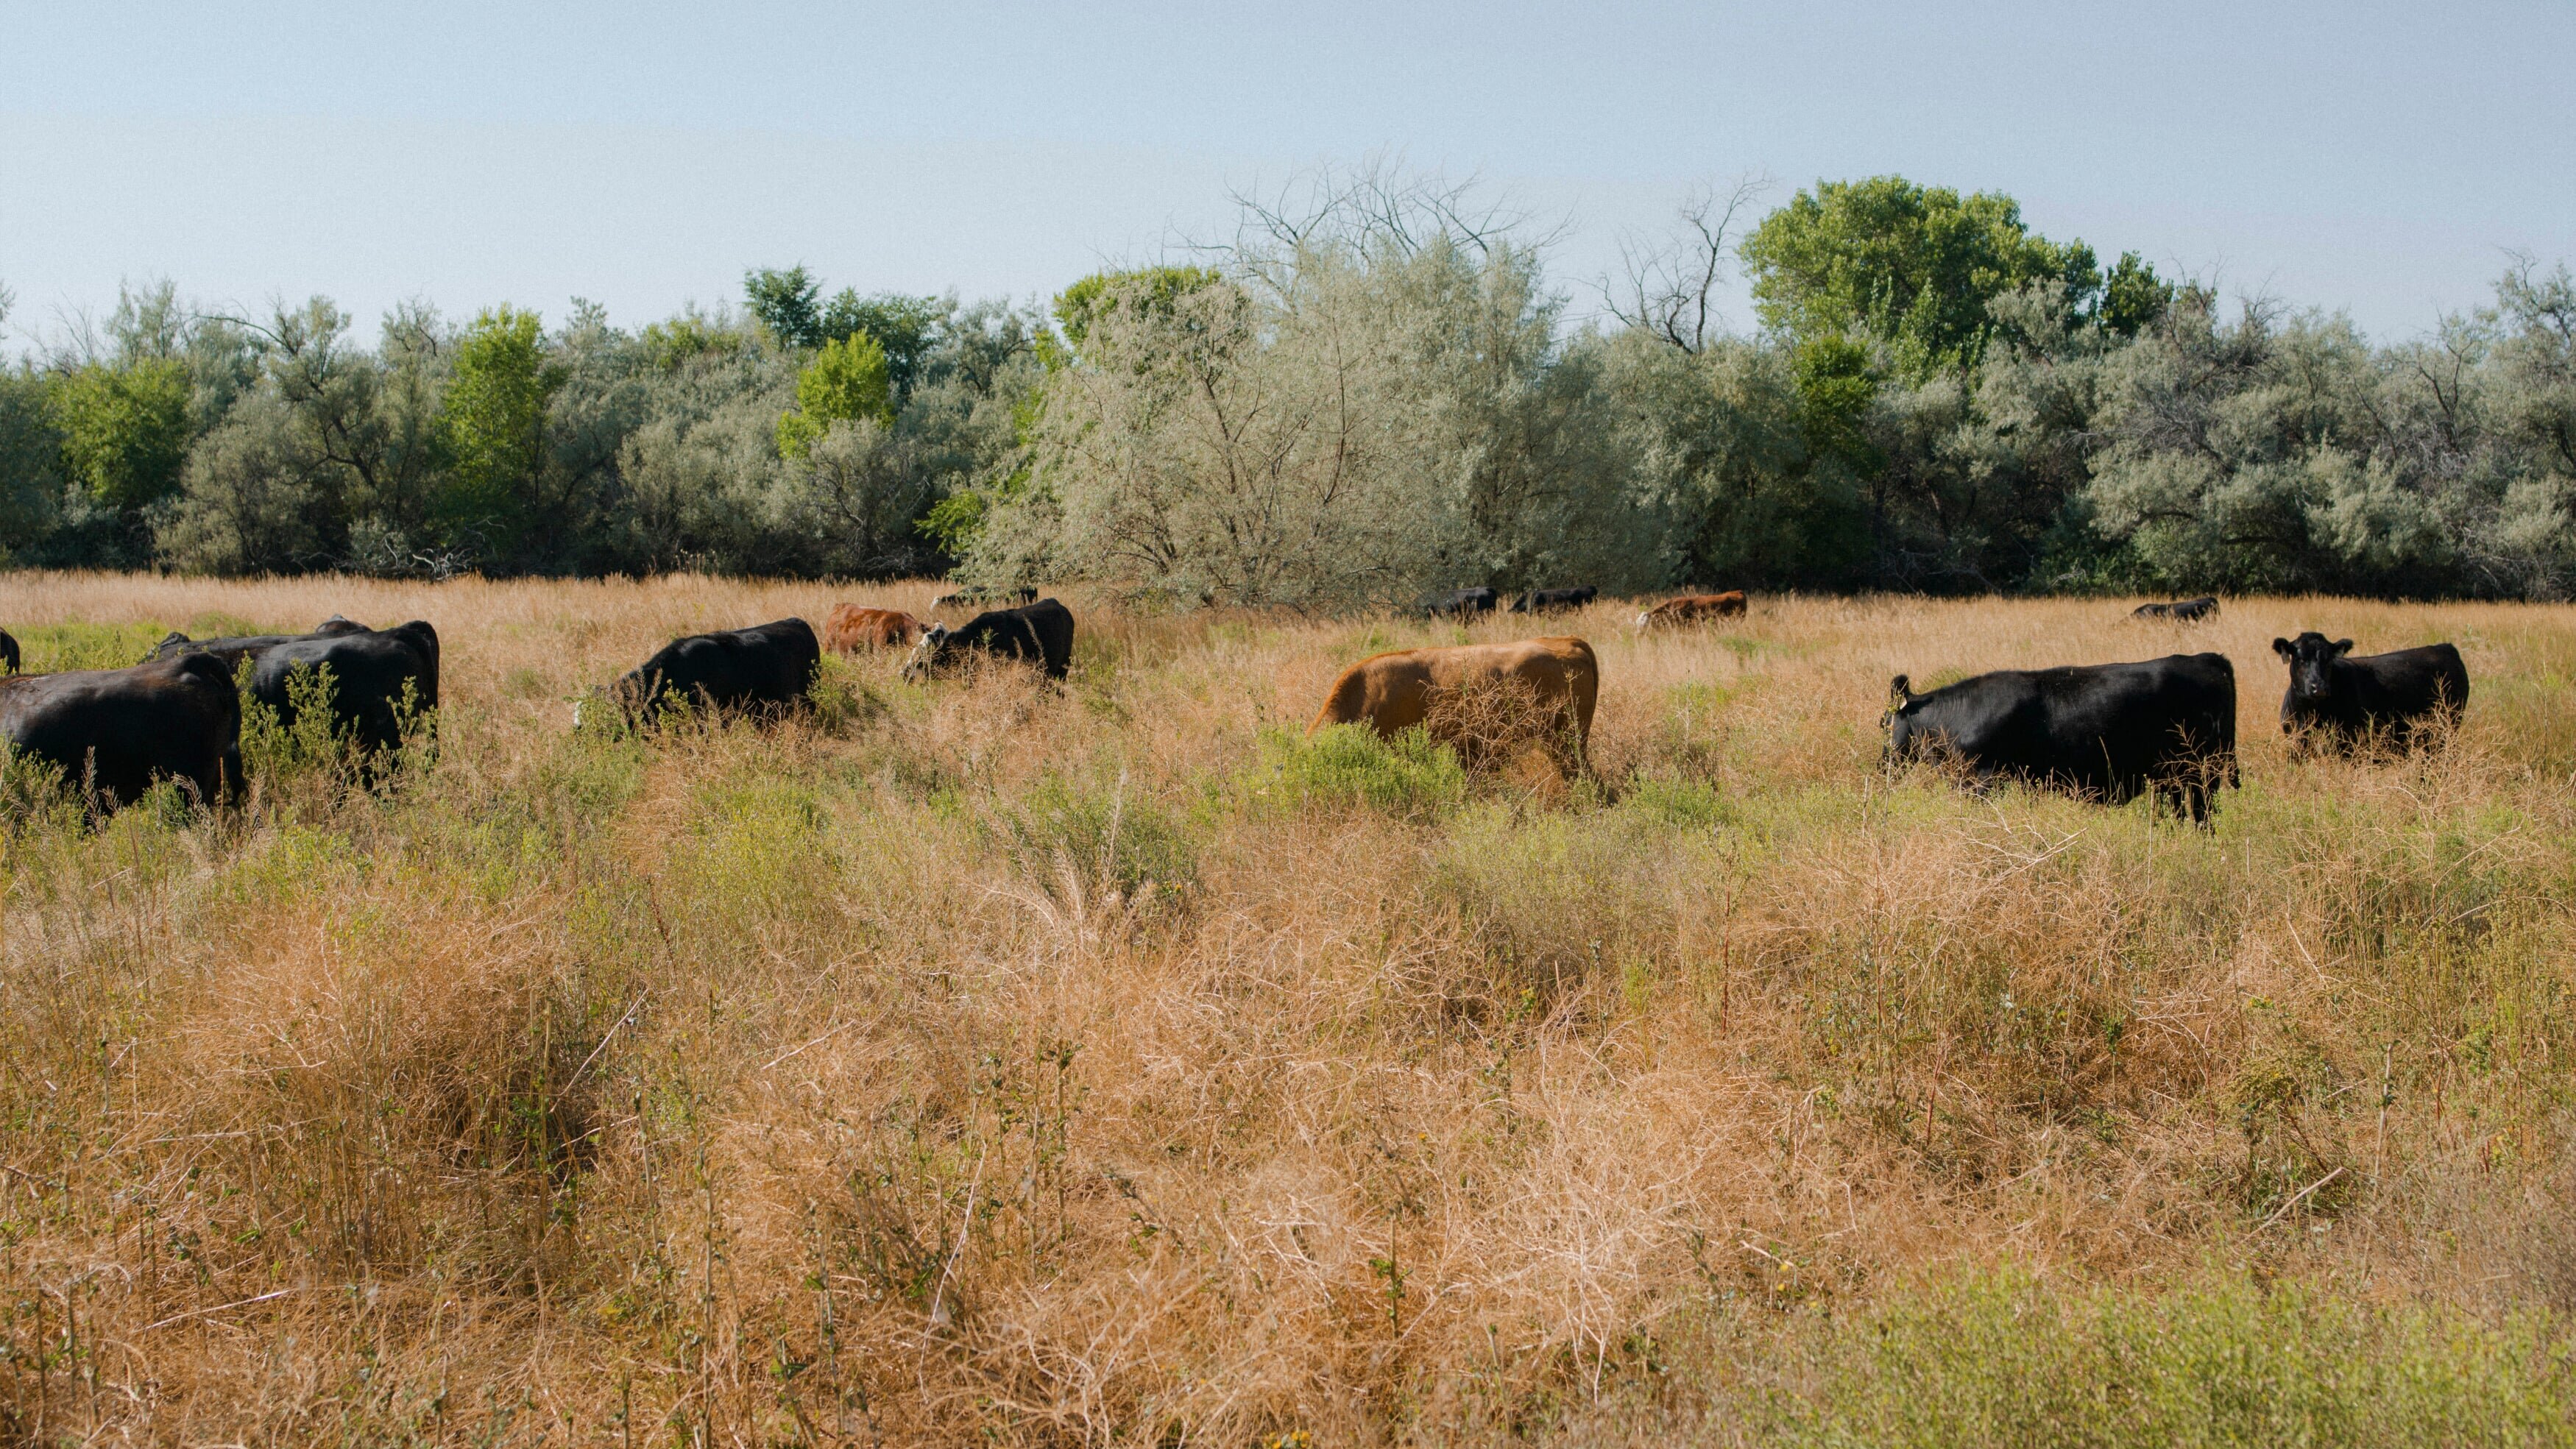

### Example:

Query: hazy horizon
xmin=6 ymin=0 xmax=2570 ymax=347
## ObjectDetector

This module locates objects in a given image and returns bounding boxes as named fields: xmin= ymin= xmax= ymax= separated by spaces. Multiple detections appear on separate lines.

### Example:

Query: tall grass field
xmin=4 ymin=572 xmax=2575 ymax=1445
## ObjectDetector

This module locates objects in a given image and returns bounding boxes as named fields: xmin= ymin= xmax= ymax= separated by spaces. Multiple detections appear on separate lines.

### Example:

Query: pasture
xmin=4 ymin=573 xmax=2575 ymax=1445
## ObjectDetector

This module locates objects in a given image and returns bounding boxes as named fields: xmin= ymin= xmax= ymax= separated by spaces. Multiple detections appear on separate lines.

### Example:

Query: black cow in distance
xmin=1510 ymin=587 xmax=1597 ymax=614
xmin=933 ymin=585 xmax=1039 ymax=609
xmin=2132 ymin=597 xmax=2218 ymax=622
xmin=906 ymin=598 xmax=1076 ymax=681
xmin=1884 ymin=652 xmax=2240 ymax=824
xmin=2272 ymin=632 xmax=2468 ymax=754
xmin=153 ymin=616 xmax=439 ymax=760
xmin=1421 ymin=588 xmax=1499 ymax=618
xmin=601 ymin=617 xmax=821 ymax=726
xmin=0 ymin=628 xmax=18 ymax=676
xmin=0 ymin=652 xmax=242 ymax=810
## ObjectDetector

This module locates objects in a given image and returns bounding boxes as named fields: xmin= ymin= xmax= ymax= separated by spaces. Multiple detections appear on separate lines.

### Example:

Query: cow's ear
xmin=2332 ymin=639 xmax=2355 ymax=656
xmin=2271 ymin=637 xmax=2293 ymax=658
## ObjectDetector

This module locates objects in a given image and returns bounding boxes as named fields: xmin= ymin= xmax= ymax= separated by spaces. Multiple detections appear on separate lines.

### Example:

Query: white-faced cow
xmin=1884 ymin=653 xmax=2239 ymax=824
xmin=602 ymin=617 xmax=821 ymax=726
xmin=905 ymin=598 xmax=1075 ymax=681
xmin=152 ymin=616 xmax=439 ymax=761
xmin=0 ymin=651 xmax=242 ymax=810
xmin=2271 ymin=632 xmax=2468 ymax=754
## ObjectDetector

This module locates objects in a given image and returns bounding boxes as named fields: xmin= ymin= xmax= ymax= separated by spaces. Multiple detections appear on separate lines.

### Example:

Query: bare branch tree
xmin=1208 ymin=155 xmax=1574 ymax=300
xmin=1603 ymin=175 xmax=1768 ymax=354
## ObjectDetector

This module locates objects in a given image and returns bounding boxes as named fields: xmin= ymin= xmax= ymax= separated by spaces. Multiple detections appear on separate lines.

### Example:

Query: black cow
xmin=1510 ymin=587 xmax=1598 ymax=614
xmin=905 ymin=598 xmax=1075 ymax=681
xmin=2132 ymin=597 xmax=2218 ymax=622
xmin=2272 ymin=632 xmax=2469 ymax=754
xmin=0 ymin=628 xmax=18 ymax=676
xmin=0 ymin=652 xmax=241 ymax=809
xmin=933 ymin=585 xmax=1039 ymax=609
xmin=153 ymin=616 xmax=439 ymax=759
xmin=1884 ymin=652 xmax=2240 ymax=824
xmin=1421 ymin=588 xmax=1500 ymax=618
xmin=604 ymin=617 xmax=821 ymax=725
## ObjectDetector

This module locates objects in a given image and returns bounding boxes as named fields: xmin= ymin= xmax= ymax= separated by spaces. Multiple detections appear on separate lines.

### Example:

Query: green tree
xmin=1053 ymin=266 xmax=1222 ymax=349
xmin=2099 ymin=252 xmax=2175 ymax=337
xmin=775 ymin=331 xmax=892 ymax=458
xmin=745 ymin=265 xmax=824 ymax=350
xmin=51 ymin=358 xmax=191 ymax=510
xmin=820 ymin=291 xmax=941 ymax=397
xmin=438 ymin=306 xmax=557 ymax=557
xmin=1741 ymin=176 xmax=2101 ymax=376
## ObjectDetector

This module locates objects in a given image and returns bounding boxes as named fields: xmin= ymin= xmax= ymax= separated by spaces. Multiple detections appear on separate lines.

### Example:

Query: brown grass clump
xmin=2 ymin=575 xmax=2575 ymax=1442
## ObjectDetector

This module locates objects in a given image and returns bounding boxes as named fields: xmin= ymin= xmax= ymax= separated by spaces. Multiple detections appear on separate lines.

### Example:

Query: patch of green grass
xmin=1737 ymin=1266 xmax=2576 ymax=1448
xmin=12 ymin=620 xmax=172 ymax=672
xmin=1240 ymin=723 xmax=1466 ymax=821
xmin=1007 ymin=771 xmax=1196 ymax=901
xmin=1621 ymin=772 xmax=1731 ymax=828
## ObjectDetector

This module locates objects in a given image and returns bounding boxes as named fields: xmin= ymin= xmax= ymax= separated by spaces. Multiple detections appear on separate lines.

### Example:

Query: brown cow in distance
xmin=1309 ymin=637 xmax=1599 ymax=776
xmin=819 ymin=604 xmax=927 ymax=653
xmin=1637 ymin=592 xmax=1746 ymax=628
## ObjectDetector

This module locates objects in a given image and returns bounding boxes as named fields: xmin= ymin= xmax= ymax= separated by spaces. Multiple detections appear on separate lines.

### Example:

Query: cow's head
xmin=1881 ymin=674 xmax=1923 ymax=755
xmin=2272 ymin=633 xmax=2353 ymax=703
xmin=903 ymin=624 xmax=952 ymax=681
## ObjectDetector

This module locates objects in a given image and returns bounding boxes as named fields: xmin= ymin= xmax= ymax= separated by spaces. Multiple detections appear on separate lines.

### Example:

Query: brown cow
xmin=1308 ymin=637 xmax=1599 ymax=775
xmin=1637 ymin=592 xmax=1746 ymax=628
xmin=818 ymin=604 xmax=927 ymax=653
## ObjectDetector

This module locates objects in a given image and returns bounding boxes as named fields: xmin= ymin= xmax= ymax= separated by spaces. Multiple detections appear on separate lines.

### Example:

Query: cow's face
xmin=2273 ymin=634 xmax=2353 ymax=703
xmin=902 ymin=626 xmax=951 ymax=681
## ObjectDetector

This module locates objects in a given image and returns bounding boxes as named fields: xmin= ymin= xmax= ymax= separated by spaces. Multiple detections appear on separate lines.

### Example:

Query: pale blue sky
xmin=4 ymin=1 xmax=2569 ymax=345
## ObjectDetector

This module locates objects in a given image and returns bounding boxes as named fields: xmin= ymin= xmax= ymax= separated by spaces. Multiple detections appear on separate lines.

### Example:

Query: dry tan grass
xmin=1 ymin=573 xmax=2574 ymax=1442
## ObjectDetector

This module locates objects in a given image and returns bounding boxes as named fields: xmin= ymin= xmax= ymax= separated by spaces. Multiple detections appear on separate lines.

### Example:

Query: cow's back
xmin=250 ymin=622 xmax=439 ymax=754
xmin=1312 ymin=637 xmax=1598 ymax=742
xmin=0 ymin=653 xmax=241 ymax=807
xmin=1897 ymin=653 xmax=2234 ymax=809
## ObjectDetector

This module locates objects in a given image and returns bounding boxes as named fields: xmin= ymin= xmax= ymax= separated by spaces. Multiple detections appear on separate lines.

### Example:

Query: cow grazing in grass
xmin=1883 ymin=653 xmax=2239 ymax=824
xmin=1510 ymin=587 xmax=1596 ymax=614
xmin=154 ymin=617 xmax=439 ymax=760
xmin=603 ymin=617 xmax=820 ymax=726
xmin=819 ymin=604 xmax=927 ymax=653
xmin=1420 ymin=588 xmax=1499 ymax=618
xmin=1309 ymin=637 xmax=1599 ymax=776
xmin=906 ymin=598 xmax=1075 ymax=681
xmin=0 ymin=628 xmax=18 ymax=675
xmin=1637 ymin=592 xmax=1747 ymax=628
xmin=0 ymin=652 xmax=241 ymax=810
xmin=2272 ymin=633 xmax=2468 ymax=754
xmin=2133 ymin=597 xmax=2219 ymax=621
xmin=933 ymin=585 xmax=1038 ymax=610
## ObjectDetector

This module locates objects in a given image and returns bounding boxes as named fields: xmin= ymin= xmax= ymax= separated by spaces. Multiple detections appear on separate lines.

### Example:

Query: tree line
xmin=3 ymin=170 xmax=2571 ymax=601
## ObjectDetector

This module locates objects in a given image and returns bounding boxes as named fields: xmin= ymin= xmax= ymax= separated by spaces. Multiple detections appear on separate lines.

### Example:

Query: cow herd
xmin=0 ymin=591 xmax=2476 ymax=824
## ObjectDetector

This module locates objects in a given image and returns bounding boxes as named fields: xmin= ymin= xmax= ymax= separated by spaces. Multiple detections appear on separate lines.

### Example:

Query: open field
xmin=4 ymin=573 xmax=2576 ymax=1445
